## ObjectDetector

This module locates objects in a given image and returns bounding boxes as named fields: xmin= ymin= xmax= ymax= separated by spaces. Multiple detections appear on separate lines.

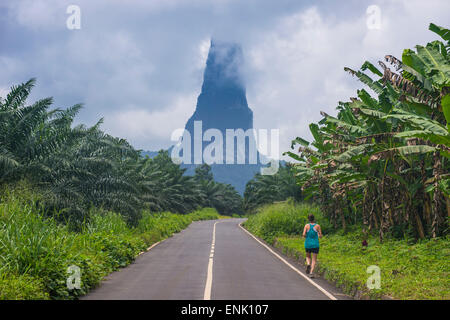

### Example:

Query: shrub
xmin=189 ymin=207 xmax=220 ymax=221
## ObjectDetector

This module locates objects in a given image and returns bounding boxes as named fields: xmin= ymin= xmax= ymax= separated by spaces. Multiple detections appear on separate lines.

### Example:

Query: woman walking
xmin=302 ymin=214 xmax=322 ymax=278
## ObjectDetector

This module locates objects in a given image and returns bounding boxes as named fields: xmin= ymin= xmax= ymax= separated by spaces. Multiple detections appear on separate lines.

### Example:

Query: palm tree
xmin=194 ymin=163 xmax=243 ymax=215
xmin=243 ymin=164 xmax=301 ymax=213
xmin=0 ymin=79 xmax=242 ymax=227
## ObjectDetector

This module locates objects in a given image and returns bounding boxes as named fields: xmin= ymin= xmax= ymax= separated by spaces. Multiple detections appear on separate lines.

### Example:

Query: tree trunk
xmin=415 ymin=210 xmax=425 ymax=239
xmin=446 ymin=196 xmax=450 ymax=218
xmin=379 ymin=177 xmax=387 ymax=242
xmin=424 ymin=194 xmax=432 ymax=227
xmin=373 ymin=196 xmax=379 ymax=229
xmin=431 ymin=151 xmax=442 ymax=238
xmin=340 ymin=207 xmax=346 ymax=232
xmin=388 ymin=208 xmax=394 ymax=226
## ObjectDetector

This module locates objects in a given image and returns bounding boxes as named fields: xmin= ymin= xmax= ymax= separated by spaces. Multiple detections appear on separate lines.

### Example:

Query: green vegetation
xmin=285 ymin=23 xmax=450 ymax=241
xmin=2 ymin=22 xmax=448 ymax=300
xmin=243 ymin=202 xmax=450 ymax=300
xmin=194 ymin=164 xmax=243 ymax=215
xmin=0 ymin=82 xmax=243 ymax=228
xmin=0 ymin=190 xmax=219 ymax=300
xmin=0 ymin=64 xmax=241 ymax=300
xmin=242 ymin=23 xmax=450 ymax=300
xmin=243 ymin=201 xmax=331 ymax=243
xmin=0 ymin=30 xmax=245 ymax=300
xmin=243 ymin=164 xmax=301 ymax=213
xmin=275 ymin=234 xmax=450 ymax=300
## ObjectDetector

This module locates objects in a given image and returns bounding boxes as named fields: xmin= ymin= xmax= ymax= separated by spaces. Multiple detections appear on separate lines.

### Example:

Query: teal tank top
xmin=305 ymin=223 xmax=319 ymax=249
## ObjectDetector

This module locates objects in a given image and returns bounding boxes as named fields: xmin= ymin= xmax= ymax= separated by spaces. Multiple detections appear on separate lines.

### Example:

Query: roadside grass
xmin=243 ymin=201 xmax=450 ymax=300
xmin=0 ymin=193 xmax=219 ymax=300
xmin=0 ymin=273 xmax=49 ymax=300
xmin=243 ymin=199 xmax=331 ymax=243
xmin=275 ymin=235 xmax=450 ymax=300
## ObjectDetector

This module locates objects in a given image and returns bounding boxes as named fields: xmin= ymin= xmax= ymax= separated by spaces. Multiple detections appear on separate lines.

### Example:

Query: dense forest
xmin=0 ymin=84 xmax=242 ymax=228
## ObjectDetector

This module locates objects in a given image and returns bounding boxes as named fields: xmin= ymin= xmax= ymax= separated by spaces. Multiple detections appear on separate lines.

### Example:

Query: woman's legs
xmin=310 ymin=252 xmax=318 ymax=273
xmin=305 ymin=252 xmax=311 ymax=266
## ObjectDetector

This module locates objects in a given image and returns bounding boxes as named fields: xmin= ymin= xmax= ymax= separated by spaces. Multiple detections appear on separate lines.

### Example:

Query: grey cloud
xmin=0 ymin=0 xmax=449 ymax=153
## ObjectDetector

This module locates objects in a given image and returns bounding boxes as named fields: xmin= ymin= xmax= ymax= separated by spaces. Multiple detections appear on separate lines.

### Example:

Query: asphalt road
xmin=82 ymin=218 xmax=350 ymax=300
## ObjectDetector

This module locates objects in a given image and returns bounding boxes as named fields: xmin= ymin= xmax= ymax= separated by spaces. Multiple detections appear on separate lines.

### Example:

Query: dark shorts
xmin=305 ymin=247 xmax=319 ymax=254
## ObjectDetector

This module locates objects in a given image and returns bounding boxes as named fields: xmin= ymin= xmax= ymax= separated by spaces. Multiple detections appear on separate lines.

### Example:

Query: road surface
xmin=82 ymin=218 xmax=350 ymax=300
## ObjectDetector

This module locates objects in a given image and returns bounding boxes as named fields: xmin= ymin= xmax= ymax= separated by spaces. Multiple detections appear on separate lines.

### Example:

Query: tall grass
xmin=243 ymin=200 xmax=332 ymax=243
xmin=0 ymin=193 xmax=219 ymax=299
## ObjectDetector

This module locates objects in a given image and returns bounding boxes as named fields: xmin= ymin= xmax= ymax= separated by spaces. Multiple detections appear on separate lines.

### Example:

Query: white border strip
xmin=137 ymin=239 xmax=164 ymax=256
xmin=239 ymin=222 xmax=337 ymax=300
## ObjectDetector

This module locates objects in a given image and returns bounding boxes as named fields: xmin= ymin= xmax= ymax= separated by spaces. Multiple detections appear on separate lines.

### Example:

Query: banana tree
xmin=287 ymin=23 xmax=449 ymax=239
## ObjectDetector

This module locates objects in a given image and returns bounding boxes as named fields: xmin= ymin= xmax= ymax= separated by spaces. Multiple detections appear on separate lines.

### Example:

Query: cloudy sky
xmin=1 ymin=0 xmax=449 ymax=159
